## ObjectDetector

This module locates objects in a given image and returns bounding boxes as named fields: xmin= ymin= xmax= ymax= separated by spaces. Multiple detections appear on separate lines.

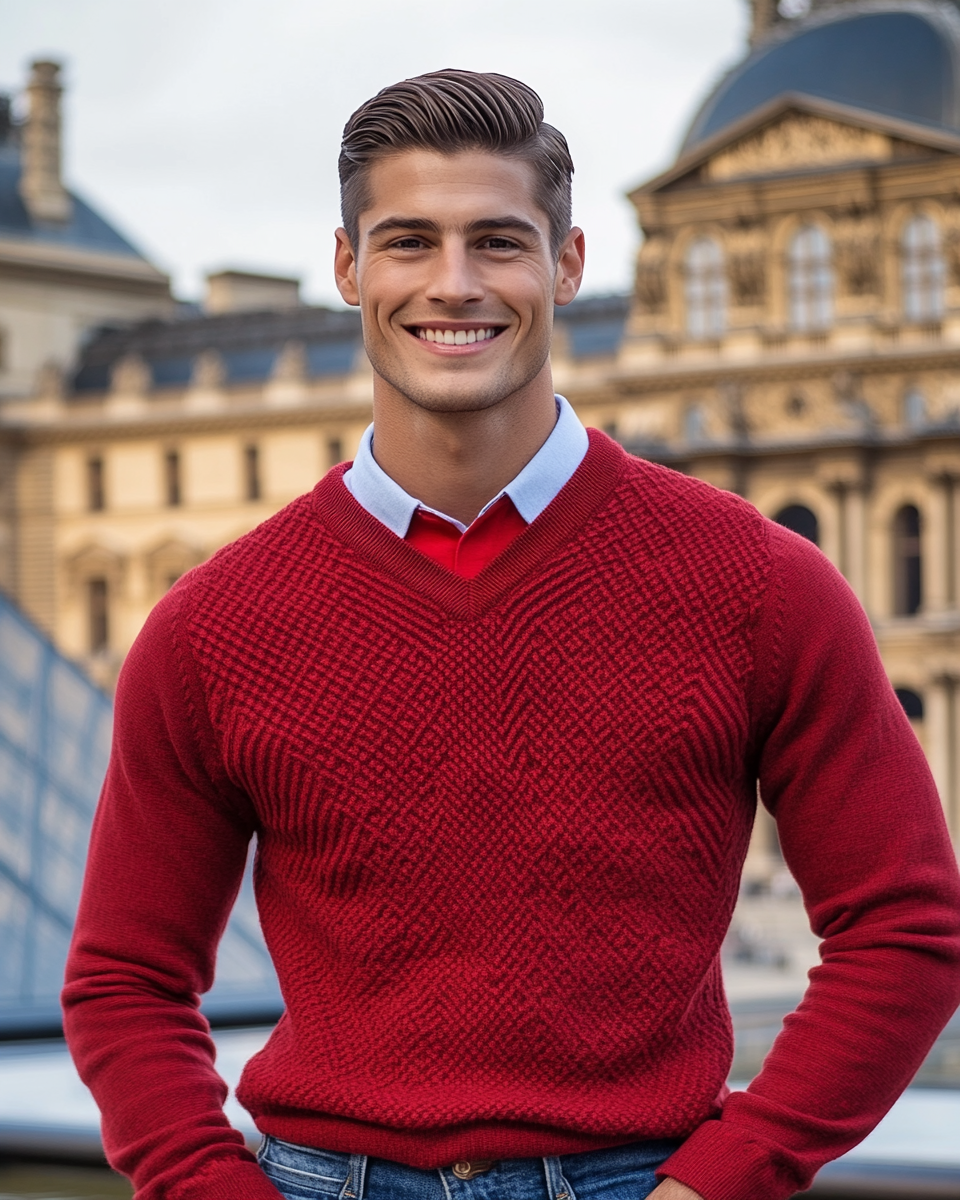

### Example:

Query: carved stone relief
xmin=109 ymin=353 xmax=150 ymax=396
xmin=945 ymin=231 xmax=960 ymax=287
xmin=635 ymin=245 xmax=668 ymax=314
xmin=192 ymin=349 xmax=225 ymax=389
xmin=706 ymin=114 xmax=892 ymax=182
xmin=272 ymin=340 xmax=307 ymax=382
xmin=835 ymin=237 xmax=880 ymax=296
xmin=729 ymin=252 xmax=766 ymax=306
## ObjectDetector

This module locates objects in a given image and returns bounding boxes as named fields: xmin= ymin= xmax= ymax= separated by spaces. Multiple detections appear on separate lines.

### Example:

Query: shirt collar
xmin=343 ymin=395 xmax=589 ymax=538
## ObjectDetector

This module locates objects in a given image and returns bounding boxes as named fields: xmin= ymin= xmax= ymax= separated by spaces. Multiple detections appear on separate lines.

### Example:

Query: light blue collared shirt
xmin=343 ymin=395 xmax=589 ymax=537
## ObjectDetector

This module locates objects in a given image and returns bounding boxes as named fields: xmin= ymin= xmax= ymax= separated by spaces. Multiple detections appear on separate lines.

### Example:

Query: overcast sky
xmin=0 ymin=0 xmax=748 ymax=305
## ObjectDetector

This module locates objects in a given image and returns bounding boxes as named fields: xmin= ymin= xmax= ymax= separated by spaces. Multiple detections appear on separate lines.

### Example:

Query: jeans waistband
xmin=257 ymin=1134 xmax=685 ymax=1200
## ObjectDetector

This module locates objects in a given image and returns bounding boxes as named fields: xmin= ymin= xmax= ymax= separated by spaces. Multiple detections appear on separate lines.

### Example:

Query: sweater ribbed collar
xmin=311 ymin=429 xmax=627 ymax=619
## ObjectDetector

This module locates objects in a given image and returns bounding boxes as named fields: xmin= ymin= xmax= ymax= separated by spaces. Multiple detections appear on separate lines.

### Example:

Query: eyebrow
xmin=364 ymin=216 xmax=544 ymax=243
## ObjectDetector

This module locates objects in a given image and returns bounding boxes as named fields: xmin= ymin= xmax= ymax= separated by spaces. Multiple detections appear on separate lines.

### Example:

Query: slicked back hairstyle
xmin=339 ymin=70 xmax=574 ymax=259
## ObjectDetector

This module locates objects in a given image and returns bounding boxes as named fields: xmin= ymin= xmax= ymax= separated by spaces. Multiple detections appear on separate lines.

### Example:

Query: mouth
xmin=405 ymin=323 xmax=508 ymax=347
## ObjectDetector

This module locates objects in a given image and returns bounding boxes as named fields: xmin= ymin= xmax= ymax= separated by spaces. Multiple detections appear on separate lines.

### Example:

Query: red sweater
xmin=63 ymin=433 xmax=960 ymax=1200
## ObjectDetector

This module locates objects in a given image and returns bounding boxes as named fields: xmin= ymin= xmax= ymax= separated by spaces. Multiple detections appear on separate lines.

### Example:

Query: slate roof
xmin=71 ymin=306 xmax=365 ymax=394
xmin=69 ymin=293 xmax=631 ymax=396
xmin=0 ymin=96 xmax=147 ymax=260
xmin=683 ymin=1 xmax=960 ymax=152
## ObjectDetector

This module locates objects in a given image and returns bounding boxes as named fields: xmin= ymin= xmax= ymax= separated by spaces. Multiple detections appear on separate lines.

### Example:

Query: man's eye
xmin=482 ymin=237 xmax=517 ymax=249
xmin=392 ymin=237 xmax=426 ymax=250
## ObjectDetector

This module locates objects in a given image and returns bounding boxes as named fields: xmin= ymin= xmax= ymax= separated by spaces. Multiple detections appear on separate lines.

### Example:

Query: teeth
xmin=417 ymin=327 xmax=498 ymax=343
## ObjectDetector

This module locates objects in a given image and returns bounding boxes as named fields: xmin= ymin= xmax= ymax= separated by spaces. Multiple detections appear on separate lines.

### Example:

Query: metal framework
xmin=0 ymin=591 xmax=280 ymax=1035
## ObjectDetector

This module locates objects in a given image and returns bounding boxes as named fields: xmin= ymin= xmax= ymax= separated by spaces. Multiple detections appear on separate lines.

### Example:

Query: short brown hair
xmin=339 ymin=69 xmax=574 ymax=258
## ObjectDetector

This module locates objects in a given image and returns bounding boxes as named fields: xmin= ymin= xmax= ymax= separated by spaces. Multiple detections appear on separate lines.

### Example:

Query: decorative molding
xmin=635 ymin=263 xmax=667 ymax=313
xmin=835 ymin=236 xmax=881 ymax=295
xmin=706 ymin=113 xmax=892 ymax=182
xmin=729 ymin=252 xmax=767 ymax=305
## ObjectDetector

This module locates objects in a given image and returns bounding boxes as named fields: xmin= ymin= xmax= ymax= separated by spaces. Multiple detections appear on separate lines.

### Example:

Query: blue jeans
xmin=257 ymin=1135 xmax=683 ymax=1200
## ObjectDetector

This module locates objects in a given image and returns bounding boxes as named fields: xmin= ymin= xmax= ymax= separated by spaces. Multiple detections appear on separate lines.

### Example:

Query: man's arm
xmin=657 ymin=523 xmax=960 ymax=1200
xmin=62 ymin=585 xmax=283 ymax=1200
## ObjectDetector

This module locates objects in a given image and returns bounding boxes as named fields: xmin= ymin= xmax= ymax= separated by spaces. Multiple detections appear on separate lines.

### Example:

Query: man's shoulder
xmin=603 ymin=444 xmax=770 ymax=561
xmin=167 ymin=476 xmax=341 ymax=619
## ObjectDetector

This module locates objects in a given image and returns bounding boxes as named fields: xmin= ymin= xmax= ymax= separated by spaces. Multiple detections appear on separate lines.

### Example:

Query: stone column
xmin=827 ymin=481 xmax=867 ymax=603
xmin=949 ymin=477 xmax=960 ymax=609
xmin=818 ymin=456 xmax=869 ymax=601
xmin=926 ymin=675 xmax=956 ymax=836
xmin=924 ymin=476 xmax=951 ymax=614
xmin=844 ymin=484 xmax=867 ymax=604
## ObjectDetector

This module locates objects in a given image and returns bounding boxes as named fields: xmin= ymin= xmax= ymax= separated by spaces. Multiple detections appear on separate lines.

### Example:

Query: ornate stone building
xmin=0 ymin=61 xmax=173 ymax=401
xmin=1 ymin=2 xmax=959 ymax=866
xmin=558 ymin=0 xmax=960 ymax=856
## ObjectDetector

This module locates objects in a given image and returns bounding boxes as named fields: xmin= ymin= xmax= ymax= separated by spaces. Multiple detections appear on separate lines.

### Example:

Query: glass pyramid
xmin=0 ymin=591 xmax=280 ymax=1035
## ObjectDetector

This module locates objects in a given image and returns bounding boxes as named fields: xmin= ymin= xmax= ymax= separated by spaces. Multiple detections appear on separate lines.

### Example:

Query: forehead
xmin=358 ymin=149 xmax=547 ymax=232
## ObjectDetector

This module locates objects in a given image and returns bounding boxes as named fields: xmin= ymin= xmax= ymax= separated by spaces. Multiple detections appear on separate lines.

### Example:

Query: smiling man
xmin=63 ymin=71 xmax=960 ymax=1200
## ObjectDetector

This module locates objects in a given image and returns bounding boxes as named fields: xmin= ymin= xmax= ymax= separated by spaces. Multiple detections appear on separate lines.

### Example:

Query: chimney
xmin=205 ymin=270 xmax=302 ymax=314
xmin=19 ymin=59 xmax=72 ymax=224
xmin=749 ymin=0 xmax=784 ymax=45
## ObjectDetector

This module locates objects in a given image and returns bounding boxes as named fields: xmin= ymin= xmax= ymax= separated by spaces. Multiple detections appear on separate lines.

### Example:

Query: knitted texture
xmin=63 ymin=432 xmax=960 ymax=1200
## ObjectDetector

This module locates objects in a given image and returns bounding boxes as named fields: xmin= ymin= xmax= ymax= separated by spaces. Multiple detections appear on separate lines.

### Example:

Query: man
xmin=64 ymin=70 xmax=960 ymax=1200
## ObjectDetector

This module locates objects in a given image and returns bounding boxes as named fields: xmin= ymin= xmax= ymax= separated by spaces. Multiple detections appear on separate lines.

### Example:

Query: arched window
xmin=685 ymin=237 xmax=726 ymax=339
xmin=788 ymin=225 xmax=833 ymax=331
xmin=774 ymin=504 xmax=819 ymax=546
xmin=902 ymin=214 xmax=944 ymax=322
xmin=892 ymin=505 xmax=922 ymax=616
xmin=894 ymin=688 xmax=924 ymax=720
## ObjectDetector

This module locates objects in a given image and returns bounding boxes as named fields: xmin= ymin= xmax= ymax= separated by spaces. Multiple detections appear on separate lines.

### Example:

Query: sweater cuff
xmin=174 ymin=1157 xmax=285 ymax=1200
xmin=657 ymin=1119 xmax=801 ymax=1200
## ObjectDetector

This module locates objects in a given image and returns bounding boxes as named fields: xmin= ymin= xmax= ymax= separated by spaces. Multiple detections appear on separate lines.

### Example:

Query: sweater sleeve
xmin=61 ymin=583 xmax=284 ymax=1200
xmin=659 ymin=522 xmax=960 ymax=1200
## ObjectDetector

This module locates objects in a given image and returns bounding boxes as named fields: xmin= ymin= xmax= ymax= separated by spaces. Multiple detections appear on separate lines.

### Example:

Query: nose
xmin=425 ymin=241 xmax=485 ymax=307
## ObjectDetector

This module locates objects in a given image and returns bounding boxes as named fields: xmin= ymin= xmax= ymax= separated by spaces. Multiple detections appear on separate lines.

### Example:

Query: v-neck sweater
xmin=63 ymin=432 xmax=960 ymax=1200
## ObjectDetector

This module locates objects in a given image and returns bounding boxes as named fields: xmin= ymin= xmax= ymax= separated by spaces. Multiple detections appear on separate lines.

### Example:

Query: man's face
xmin=334 ymin=149 xmax=583 ymax=414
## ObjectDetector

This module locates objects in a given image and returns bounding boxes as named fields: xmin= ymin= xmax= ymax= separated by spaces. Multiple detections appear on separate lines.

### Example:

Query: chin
xmin=400 ymin=385 xmax=513 ymax=414
xmin=370 ymin=349 xmax=549 ymax=416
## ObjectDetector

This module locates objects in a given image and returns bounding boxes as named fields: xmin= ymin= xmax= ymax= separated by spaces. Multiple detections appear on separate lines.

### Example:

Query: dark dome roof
xmin=0 ymin=142 xmax=147 ymax=259
xmin=682 ymin=3 xmax=960 ymax=153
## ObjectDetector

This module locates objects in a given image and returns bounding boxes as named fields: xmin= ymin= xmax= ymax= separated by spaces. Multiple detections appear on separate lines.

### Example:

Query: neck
xmin=369 ymin=366 xmax=559 ymax=526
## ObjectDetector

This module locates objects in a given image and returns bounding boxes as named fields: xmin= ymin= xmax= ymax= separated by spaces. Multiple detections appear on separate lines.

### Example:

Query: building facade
xmin=0 ymin=61 xmax=173 ymax=403
xmin=1 ymin=3 xmax=959 ymax=867
xmin=559 ymin=0 xmax=960 ymax=859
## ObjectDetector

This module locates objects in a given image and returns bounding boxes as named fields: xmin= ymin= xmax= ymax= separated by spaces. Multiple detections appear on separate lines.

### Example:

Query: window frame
xmin=684 ymin=236 xmax=727 ymax=340
xmin=788 ymin=225 xmax=833 ymax=333
xmin=901 ymin=213 xmax=945 ymax=323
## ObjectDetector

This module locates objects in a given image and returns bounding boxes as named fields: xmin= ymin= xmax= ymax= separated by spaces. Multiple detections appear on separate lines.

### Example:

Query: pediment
xmin=631 ymin=94 xmax=960 ymax=198
xmin=705 ymin=112 xmax=893 ymax=181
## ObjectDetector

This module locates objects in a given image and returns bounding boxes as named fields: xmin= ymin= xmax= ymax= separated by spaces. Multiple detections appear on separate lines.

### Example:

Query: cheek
xmin=357 ymin=266 xmax=415 ymax=321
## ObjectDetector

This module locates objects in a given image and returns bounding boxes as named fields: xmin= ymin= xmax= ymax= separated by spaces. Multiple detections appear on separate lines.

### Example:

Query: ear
xmin=554 ymin=227 xmax=585 ymax=307
xmin=334 ymin=227 xmax=360 ymax=307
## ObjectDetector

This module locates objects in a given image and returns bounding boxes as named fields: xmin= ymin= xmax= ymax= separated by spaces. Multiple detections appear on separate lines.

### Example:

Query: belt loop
xmin=341 ymin=1154 xmax=368 ymax=1200
xmin=543 ymin=1156 xmax=575 ymax=1200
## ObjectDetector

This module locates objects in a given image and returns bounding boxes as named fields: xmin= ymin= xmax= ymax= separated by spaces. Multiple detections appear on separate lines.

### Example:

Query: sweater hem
xmin=254 ymin=1114 xmax=648 ymax=1169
